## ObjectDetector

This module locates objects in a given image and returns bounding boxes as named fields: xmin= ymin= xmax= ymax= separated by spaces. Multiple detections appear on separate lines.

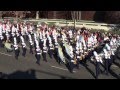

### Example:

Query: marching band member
xmin=39 ymin=30 xmax=44 ymax=50
xmin=13 ymin=37 xmax=20 ymax=60
xmin=104 ymin=35 xmax=110 ymax=43
xmin=42 ymin=30 xmax=46 ymax=40
xmin=116 ymin=35 xmax=120 ymax=47
xmin=93 ymin=34 xmax=98 ymax=48
xmin=54 ymin=36 xmax=58 ymax=55
xmin=5 ymin=31 xmax=10 ymax=41
xmin=61 ymin=32 xmax=68 ymax=45
xmin=0 ymin=22 xmax=3 ymax=41
xmin=2 ymin=23 xmax=6 ymax=36
xmin=34 ymin=33 xmax=37 ymax=40
xmin=103 ymin=47 xmax=111 ymax=75
xmin=0 ymin=20 xmax=120 ymax=76
xmin=82 ymin=36 xmax=87 ymax=52
xmin=87 ymin=34 xmax=93 ymax=51
xmin=111 ymin=36 xmax=117 ymax=48
xmin=20 ymin=24 xmax=26 ymax=38
xmin=0 ymin=30 xmax=4 ymax=47
xmin=106 ymin=43 xmax=114 ymax=70
xmin=28 ymin=34 xmax=34 ymax=54
xmin=110 ymin=36 xmax=118 ymax=63
xmin=42 ymin=38 xmax=48 ymax=62
xmin=20 ymin=36 xmax=27 ymax=57
xmin=34 ymin=33 xmax=37 ymax=48
xmin=93 ymin=51 xmax=103 ymax=79
xmin=24 ymin=24 xmax=29 ymax=41
xmin=6 ymin=23 xmax=11 ymax=33
xmin=68 ymin=29 xmax=73 ymax=43
xmin=48 ymin=36 xmax=54 ymax=59
xmin=75 ymin=42 xmax=80 ymax=69
xmin=79 ymin=33 xmax=89 ymax=63
xmin=16 ymin=30 xmax=20 ymax=44
xmin=29 ymin=24 xmax=34 ymax=35
xmin=35 ymin=41 xmax=41 ymax=65
xmin=52 ymin=27 xmax=57 ymax=40
xmin=46 ymin=29 xmax=49 ymax=39
xmin=11 ymin=25 xmax=16 ymax=37
xmin=79 ymin=41 xmax=84 ymax=60
xmin=39 ymin=30 xmax=43 ymax=41
xmin=68 ymin=44 xmax=75 ymax=73
xmin=0 ymin=22 xmax=3 ymax=31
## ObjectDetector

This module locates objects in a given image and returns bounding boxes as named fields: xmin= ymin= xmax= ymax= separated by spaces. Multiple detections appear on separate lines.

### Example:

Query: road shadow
xmin=109 ymin=69 xmax=120 ymax=79
xmin=0 ymin=69 xmax=36 ymax=79
xmin=35 ymin=69 xmax=75 ymax=79
xmin=0 ymin=69 xmax=76 ymax=79
xmin=113 ymin=62 xmax=120 ymax=68
xmin=79 ymin=62 xmax=96 ymax=79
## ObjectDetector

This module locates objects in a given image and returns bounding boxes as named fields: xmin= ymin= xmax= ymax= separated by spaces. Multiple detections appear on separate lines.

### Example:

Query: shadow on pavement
xmin=0 ymin=69 xmax=76 ymax=79
xmin=84 ymin=65 xmax=96 ymax=79
xmin=109 ymin=69 xmax=120 ymax=79
xmin=113 ymin=62 xmax=120 ymax=68
xmin=35 ymin=69 xmax=76 ymax=79
xmin=0 ymin=69 xmax=36 ymax=79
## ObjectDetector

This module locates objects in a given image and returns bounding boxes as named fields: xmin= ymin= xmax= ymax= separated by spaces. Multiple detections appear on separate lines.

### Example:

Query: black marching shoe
xmin=15 ymin=56 xmax=18 ymax=60
xmin=44 ymin=59 xmax=47 ymax=62
xmin=36 ymin=61 xmax=40 ymax=65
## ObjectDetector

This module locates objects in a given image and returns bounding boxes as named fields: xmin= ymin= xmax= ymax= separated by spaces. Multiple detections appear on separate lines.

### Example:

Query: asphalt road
xmin=0 ymin=44 xmax=120 ymax=79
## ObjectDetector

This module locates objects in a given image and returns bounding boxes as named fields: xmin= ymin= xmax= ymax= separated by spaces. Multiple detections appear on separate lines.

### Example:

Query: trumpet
xmin=73 ymin=55 xmax=77 ymax=64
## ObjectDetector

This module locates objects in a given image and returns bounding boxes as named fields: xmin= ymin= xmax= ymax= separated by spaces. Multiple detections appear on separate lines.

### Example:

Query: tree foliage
xmin=104 ymin=11 xmax=120 ymax=24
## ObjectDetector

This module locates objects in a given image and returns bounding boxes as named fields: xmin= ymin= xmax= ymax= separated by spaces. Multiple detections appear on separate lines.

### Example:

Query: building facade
xmin=45 ymin=11 xmax=96 ymax=20
xmin=0 ymin=11 xmax=96 ymax=21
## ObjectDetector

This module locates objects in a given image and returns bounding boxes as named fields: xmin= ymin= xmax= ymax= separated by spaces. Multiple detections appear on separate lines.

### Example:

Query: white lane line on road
xmin=51 ymin=66 xmax=76 ymax=72
xmin=0 ymin=52 xmax=12 ymax=57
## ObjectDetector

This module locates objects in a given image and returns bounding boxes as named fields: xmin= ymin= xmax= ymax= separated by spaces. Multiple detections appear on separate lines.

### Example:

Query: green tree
xmin=104 ymin=11 xmax=120 ymax=24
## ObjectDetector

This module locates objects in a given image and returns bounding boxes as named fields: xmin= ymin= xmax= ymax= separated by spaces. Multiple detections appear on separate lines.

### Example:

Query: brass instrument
xmin=80 ymin=53 xmax=84 ymax=60
xmin=80 ymin=55 xmax=83 ymax=61
xmin=84 ymin=50 xmax=89 ymax=56
xmin=73 ymin=54 xmax=77 ymax=64
xmin=82 ymin=54 xmax=86 ymax=60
